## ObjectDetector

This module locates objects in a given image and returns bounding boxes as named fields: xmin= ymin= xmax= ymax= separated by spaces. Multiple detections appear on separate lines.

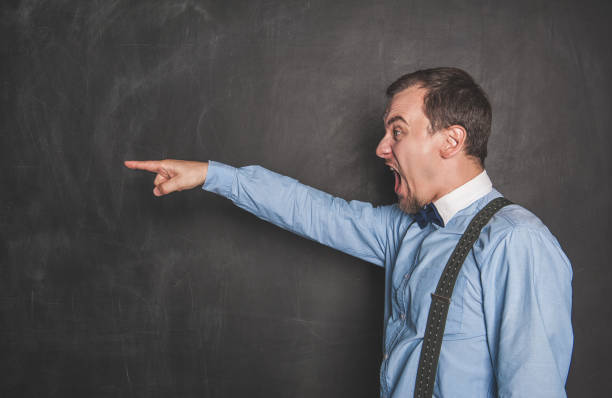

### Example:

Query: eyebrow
xmin=385 ymin=115 xmax=408 ymax=127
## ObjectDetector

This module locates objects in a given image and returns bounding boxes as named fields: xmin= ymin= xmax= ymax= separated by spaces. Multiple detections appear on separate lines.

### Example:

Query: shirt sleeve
xmin=480 ymin=226 xmax=573 ymax=397
xmin=202 ymin=160 xmax=390 ymax=266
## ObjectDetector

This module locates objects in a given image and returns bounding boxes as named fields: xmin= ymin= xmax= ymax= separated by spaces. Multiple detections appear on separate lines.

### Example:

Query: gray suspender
xmin=414 ymin=197 xmax=513 ymax=398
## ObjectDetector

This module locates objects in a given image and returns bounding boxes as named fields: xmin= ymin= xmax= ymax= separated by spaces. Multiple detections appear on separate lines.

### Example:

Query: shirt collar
xmin=433 ymin=170 xmax=493 ymax=226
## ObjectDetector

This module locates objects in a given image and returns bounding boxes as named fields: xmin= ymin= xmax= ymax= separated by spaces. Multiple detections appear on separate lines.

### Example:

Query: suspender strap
xmin=414 ymin=197 xmax=513 ymax=398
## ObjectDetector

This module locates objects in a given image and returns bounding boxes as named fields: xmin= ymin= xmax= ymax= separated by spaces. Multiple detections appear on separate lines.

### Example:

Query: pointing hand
xmin=124 ymin=159 xmax=209 ymax=196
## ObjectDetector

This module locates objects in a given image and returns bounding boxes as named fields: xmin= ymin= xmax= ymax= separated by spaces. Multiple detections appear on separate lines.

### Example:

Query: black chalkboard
xmin=2 ymin=0 xmax=611 ymax=396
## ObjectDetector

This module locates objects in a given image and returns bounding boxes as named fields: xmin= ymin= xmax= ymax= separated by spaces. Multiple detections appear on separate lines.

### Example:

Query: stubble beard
xmin=398 ymin=192 xmax=425 ymax=214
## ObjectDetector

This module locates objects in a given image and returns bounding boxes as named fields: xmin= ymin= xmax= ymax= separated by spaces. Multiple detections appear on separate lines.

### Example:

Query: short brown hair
xmin=386 ymin=67 xmax=491 ymax=166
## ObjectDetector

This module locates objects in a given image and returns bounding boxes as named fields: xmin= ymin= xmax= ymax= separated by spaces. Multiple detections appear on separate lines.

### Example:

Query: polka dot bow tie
xmin=413 ymin=203 xmax=444 ymax=229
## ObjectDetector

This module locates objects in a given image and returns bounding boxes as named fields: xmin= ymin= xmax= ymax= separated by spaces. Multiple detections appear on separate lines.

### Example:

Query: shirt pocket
xmin=404 ymin=270 xmax=466 ymax=337
xmin=443 ymin=273 xmax=466 ymax=336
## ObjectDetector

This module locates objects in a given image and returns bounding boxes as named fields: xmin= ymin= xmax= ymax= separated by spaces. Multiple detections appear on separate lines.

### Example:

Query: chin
xmin=398 ymin=195 xmax=422 ymax=214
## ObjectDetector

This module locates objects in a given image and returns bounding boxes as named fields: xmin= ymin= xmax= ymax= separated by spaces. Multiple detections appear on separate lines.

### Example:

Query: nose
xmin=376 ymin=135 xmax=392 ymax=159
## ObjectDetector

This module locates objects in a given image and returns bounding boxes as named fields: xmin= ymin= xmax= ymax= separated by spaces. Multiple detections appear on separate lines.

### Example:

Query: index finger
xmin=124 ymin=160 xmax=163 ymax=173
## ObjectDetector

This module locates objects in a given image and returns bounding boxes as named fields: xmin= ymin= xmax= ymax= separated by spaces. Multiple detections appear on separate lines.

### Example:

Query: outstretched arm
xmin=124 ymin=159 xmax=390 ymax=266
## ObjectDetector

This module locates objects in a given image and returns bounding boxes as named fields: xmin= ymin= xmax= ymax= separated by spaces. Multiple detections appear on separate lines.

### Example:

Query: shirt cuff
xmin=202 ymin=160 xmax=236 ymax=198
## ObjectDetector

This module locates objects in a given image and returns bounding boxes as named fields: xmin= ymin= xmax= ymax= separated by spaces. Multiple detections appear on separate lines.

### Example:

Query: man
xmin=124 ymin=67 xmax=573 ymax=397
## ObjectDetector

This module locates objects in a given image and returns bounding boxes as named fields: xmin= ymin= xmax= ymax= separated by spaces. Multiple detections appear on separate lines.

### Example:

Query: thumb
xmin=153 ymin=177 xmax=182 ymax=196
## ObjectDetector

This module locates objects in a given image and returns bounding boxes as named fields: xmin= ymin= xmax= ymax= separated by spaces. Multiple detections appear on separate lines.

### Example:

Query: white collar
xmin=433 ymin=170 xmax=493 ymax=226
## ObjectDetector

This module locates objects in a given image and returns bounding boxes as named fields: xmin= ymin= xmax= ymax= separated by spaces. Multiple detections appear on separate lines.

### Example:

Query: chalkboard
xmin=2 ymin=0 xmax=611 ymax=396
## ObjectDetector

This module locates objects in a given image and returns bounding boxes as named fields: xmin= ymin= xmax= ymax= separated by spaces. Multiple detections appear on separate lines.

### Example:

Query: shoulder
xmin=384 ymin=203 xmax=416 ymax=227
xmin=493 ymin=203 xmax=547 ymax=231
xmin=474 ymin=201 xmax=572 ymax=276
xmin=483 ymin=203 xmax=556 ymax=246
xmin=476 ymin=195 xmax=555 ymax=246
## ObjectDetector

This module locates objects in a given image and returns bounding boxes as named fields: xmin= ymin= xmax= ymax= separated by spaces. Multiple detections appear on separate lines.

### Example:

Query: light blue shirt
xmin=202 ymin=161 xmax=573 ymax=398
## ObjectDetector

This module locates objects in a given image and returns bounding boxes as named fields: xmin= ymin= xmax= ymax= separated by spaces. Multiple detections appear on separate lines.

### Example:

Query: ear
xmin=439 ymin=125 xmax=467 ymax=159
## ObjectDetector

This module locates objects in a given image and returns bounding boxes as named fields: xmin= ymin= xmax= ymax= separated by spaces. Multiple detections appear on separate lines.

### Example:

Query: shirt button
xmin=400 ymin=312 xmax=406 ymax=320
xmin=404 ymin=273 xmax=410 ymax=279
xmin=383 ymin=353 xmax=389 ymax=360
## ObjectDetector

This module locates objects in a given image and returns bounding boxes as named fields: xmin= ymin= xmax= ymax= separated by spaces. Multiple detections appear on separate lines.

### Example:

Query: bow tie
xmin=413 ymin=203 xmax=444 ymax=229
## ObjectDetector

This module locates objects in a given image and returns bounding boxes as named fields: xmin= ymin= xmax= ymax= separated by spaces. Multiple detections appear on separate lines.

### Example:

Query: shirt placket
xmin=380 ymin=270 xmax=412 ymax=397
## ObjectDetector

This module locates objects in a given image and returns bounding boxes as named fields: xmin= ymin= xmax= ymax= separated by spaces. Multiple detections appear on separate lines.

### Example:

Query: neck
xmin=429 ymin=158 xmax=484 ymax=203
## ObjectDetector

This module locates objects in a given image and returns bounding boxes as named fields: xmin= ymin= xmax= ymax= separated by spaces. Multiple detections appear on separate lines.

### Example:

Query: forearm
xmin=203 ymin=161 xmax=389 ymax=266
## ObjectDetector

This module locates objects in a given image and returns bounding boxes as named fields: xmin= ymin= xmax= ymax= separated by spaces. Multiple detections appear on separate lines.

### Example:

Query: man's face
xmin=376 ymin=86 xmax=444 ymax=213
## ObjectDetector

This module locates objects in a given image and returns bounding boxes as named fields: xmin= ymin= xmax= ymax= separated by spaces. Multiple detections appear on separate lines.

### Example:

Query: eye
xmin=392 ymin=128 xmax=401 ymax=138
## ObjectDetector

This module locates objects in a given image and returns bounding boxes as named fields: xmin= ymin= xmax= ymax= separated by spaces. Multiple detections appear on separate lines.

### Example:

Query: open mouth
xmin=389 ymin=166 xmax=401 ymax=194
